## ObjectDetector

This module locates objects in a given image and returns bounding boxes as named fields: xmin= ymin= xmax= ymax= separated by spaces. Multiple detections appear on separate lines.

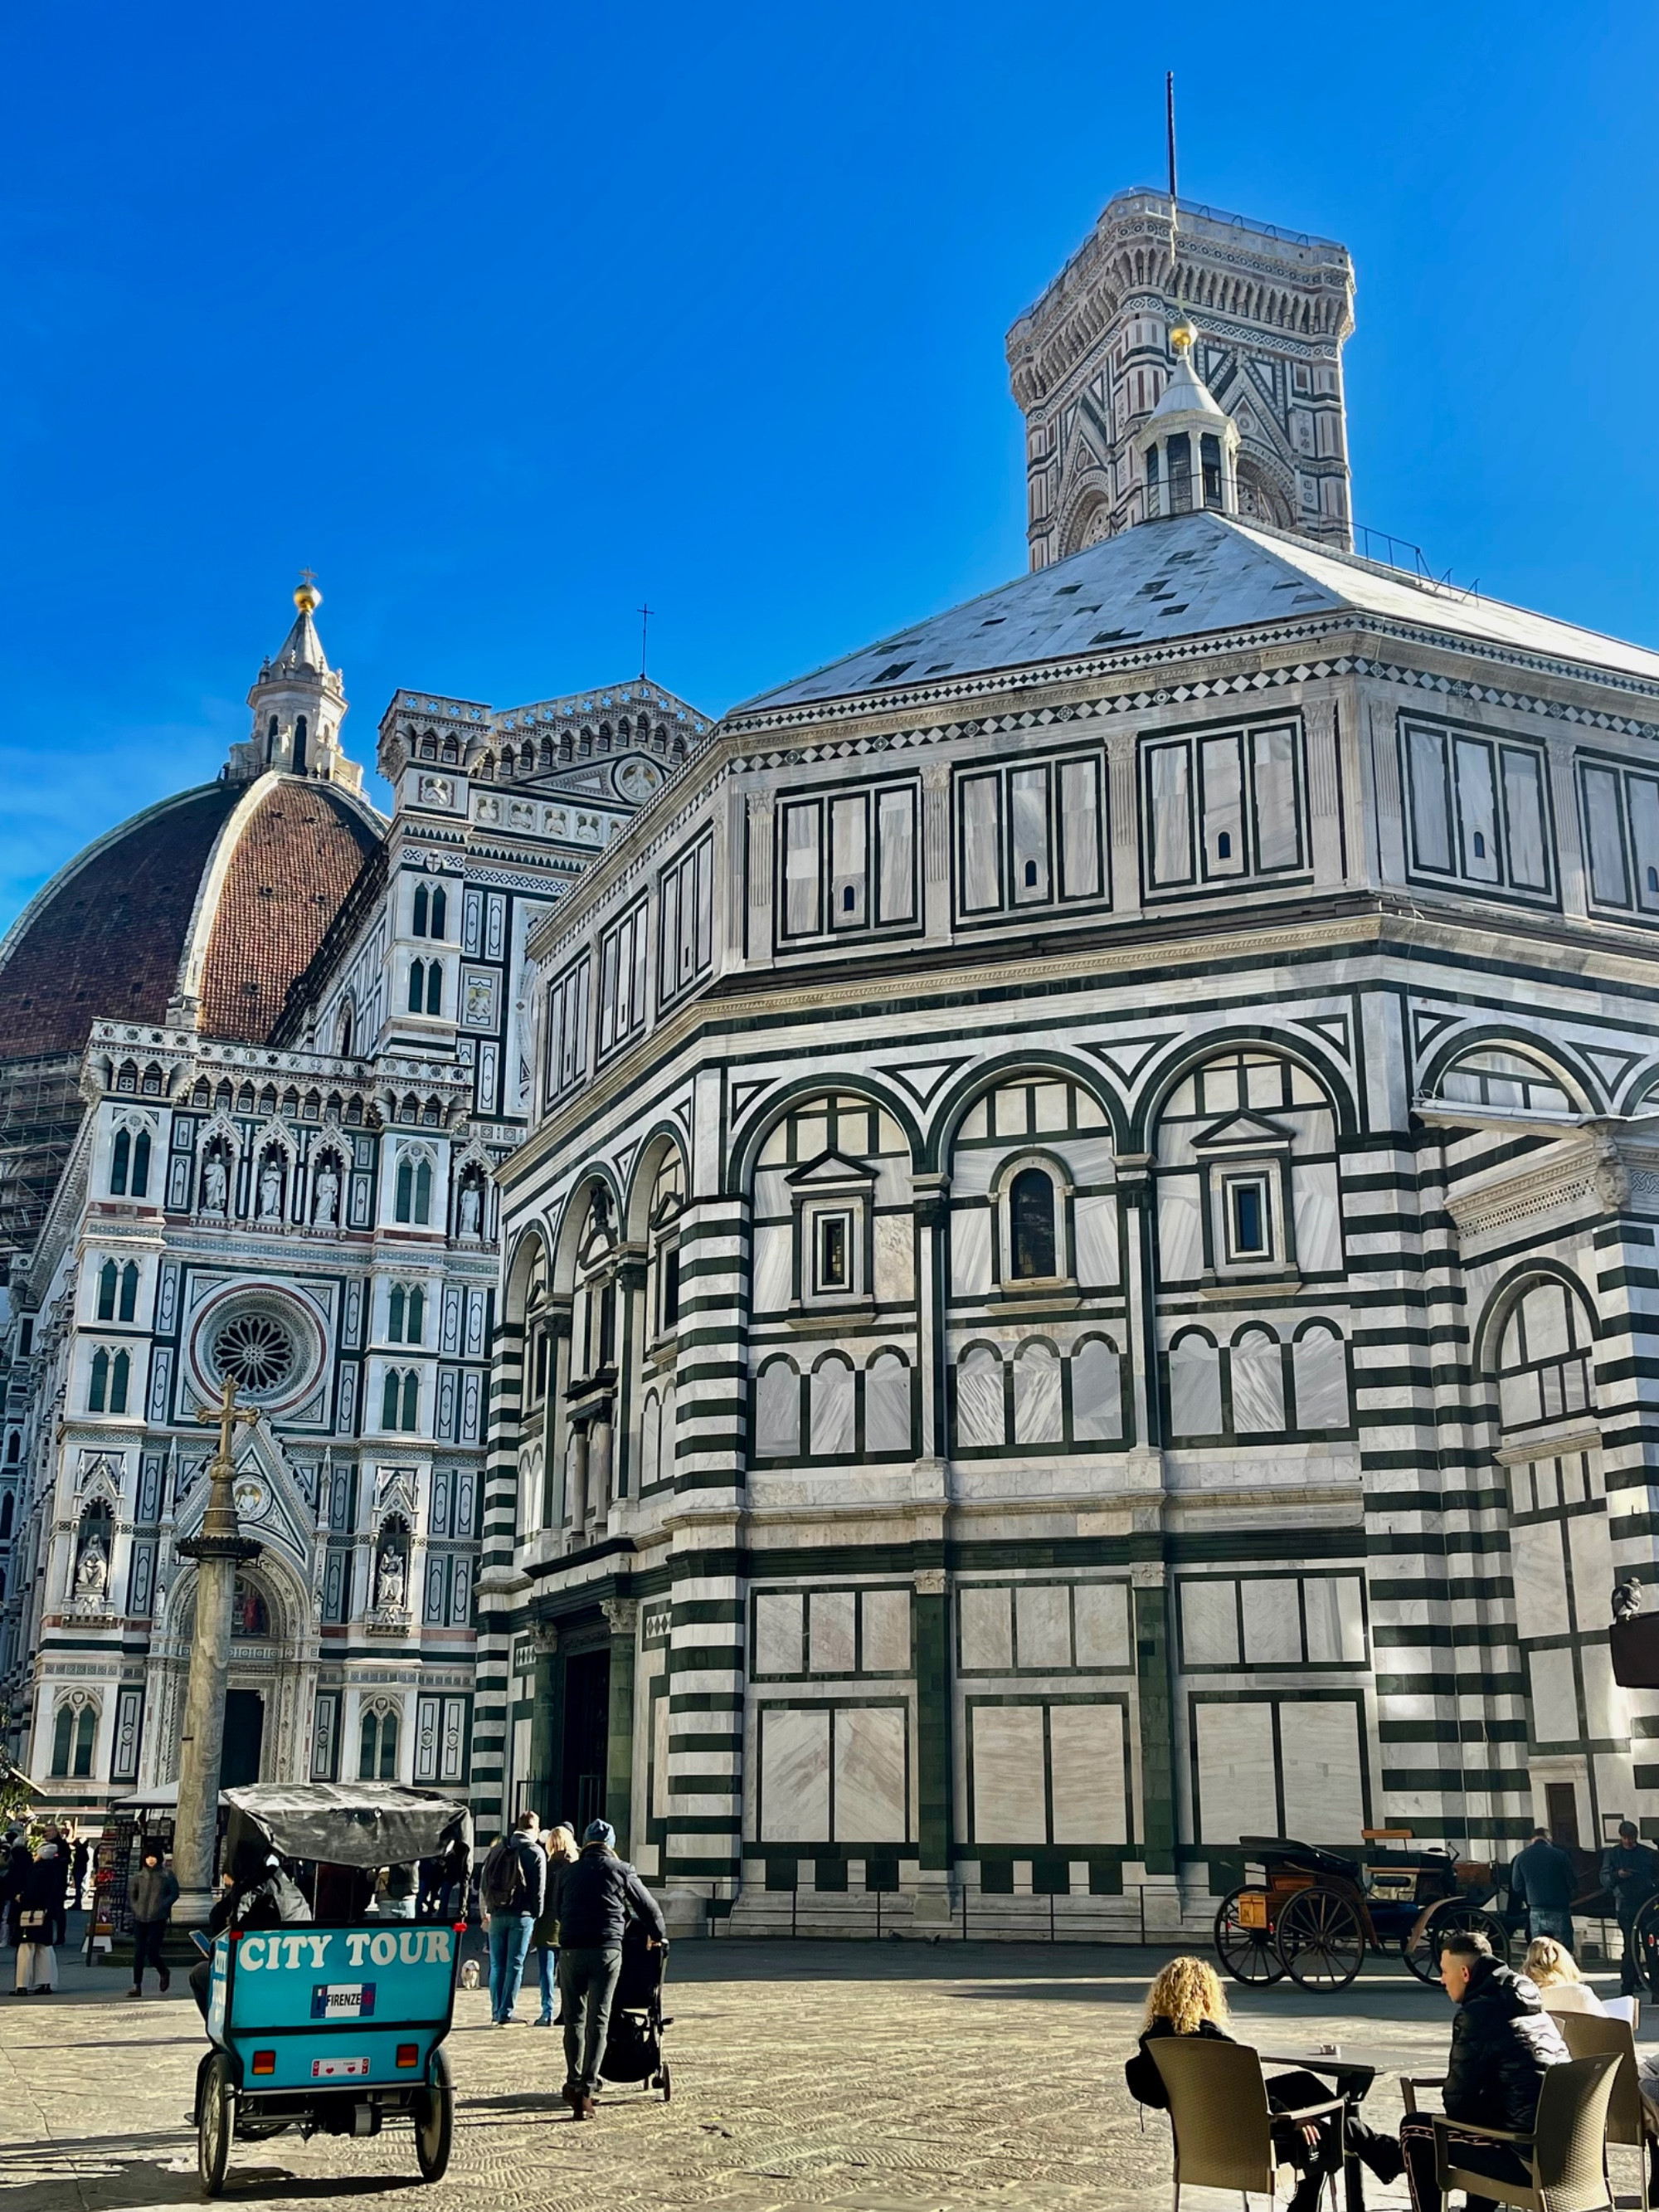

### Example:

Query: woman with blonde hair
xmin=1523 ymin=1935 xmax=1607 ymax=2015
xmin=1126 ymin=1955 xmax=1401 ymax=2209
xmin=532 ymin=1825 xmax=581 ymax=2029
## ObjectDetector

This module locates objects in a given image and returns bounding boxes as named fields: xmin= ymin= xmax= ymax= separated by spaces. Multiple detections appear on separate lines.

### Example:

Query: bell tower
xmin=228 ymin=577 xmax=361 ymax=790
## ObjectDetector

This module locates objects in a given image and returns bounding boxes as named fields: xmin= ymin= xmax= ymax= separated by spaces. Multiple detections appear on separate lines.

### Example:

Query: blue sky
xmin=3 ymin=1 xmax=1657 ymax=932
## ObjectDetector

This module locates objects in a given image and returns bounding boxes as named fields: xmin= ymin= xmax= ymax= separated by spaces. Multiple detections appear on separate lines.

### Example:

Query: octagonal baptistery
xmin=0 ymin=772 xmax=382 ymax=1275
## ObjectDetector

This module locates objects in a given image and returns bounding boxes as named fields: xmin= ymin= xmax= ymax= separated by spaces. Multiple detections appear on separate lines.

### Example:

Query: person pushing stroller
xmin=555 ymin=1819 xmax=664 ymax=2120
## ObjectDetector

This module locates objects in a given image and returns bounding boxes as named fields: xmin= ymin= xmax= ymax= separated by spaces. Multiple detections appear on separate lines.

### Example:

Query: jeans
xmin=536 ymin=1946 xmax=557 ymax=2023
xmin=1401 ymin=2110 xmax=1530 ymax=2212
xmin=487 ymin=1912 xmax=535 ymax=2021
xmin=132 ymin=1919 xmax=169 ymax=1988
xmin=380 ymin=1898 xmax=416 ymax=1919
xmin=558 ymin=1945 xmax=622 ymax=2095
xmin=1528 ymin=1907 xmax=1574 ymax=1946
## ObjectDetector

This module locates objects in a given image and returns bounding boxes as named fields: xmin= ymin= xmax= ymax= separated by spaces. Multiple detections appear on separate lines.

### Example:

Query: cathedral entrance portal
xmin=221 ymin=1689 xmax=264 ymax=1787
xmin=560 ymin=1648 xmax=610 ymax=1835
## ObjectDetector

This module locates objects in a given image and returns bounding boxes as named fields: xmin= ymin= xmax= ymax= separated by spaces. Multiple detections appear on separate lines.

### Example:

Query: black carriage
xmin=1214 ymin=1834 xmax=1510 ymax=1992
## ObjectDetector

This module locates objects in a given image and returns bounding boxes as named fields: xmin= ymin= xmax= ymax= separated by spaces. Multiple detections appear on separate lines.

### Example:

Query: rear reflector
xmin=397 ymin=2044 xmax=419 ymax=2068
xmin=252 ymin=2050 xmax=275 ymax=2075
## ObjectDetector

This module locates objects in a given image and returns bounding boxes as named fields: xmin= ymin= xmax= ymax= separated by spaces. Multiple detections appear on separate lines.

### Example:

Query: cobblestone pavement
xmin=0 ymin=1932 xmax=1610 ymax=2212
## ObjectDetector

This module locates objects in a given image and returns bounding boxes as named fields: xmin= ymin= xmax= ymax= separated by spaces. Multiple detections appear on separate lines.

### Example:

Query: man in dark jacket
xmin=1509 ymin=1827 xmax=1579 ymax=1945
xmin=480 ymin=1810 xmax=546 ymax=2026
xmin=1398 ymin=1932 xmax=1568 ymax=2212
xmin=556 ymin=1819 xmax=665 ymax=2118
xmin=188 ymin=1844 xmax=312 ymax=2020
xmin=1601 ymin=1821 xmax=1659 ymax=1995
xmin=128 ymin=1845 xmax=179 ymax=1997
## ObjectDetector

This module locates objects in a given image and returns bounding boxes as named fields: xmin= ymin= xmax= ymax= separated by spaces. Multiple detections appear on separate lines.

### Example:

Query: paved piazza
xmin=0 ymin=1938 xmax=1575 ymax=2212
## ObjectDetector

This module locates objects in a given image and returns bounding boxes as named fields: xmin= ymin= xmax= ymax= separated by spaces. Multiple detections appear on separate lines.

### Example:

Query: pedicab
xmin=1213 ymin=1834 xmax=1510 ymax=1992
xmin=194 ymin=1781 xmax=471 ymax=2195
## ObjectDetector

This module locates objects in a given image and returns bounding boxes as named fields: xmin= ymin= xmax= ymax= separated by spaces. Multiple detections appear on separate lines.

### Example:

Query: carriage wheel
xmin=414 ymin=2049 xmax=454 ymax=2182
xmin=1402 ymin=1902 xmax=1509 ymax=1984
xmin=197 ymin=2054 xmax=236 ymax=2198
xmin=1277 ymin=1887 xmax=1365 ymax=1991
xmin=1214 ymin=1888 xmax=1285 ymax=1985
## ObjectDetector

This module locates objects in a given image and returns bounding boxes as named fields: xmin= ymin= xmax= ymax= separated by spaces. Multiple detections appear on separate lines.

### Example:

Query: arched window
xmin=809 ymin=1355 xmax=855 ymax=1456
xmin=407 ymin=960 xmax=426 ymax=1015
xmin=955 ymin=1345 xmax=1006 ymax=1449
xmin=429 ymin=886 xmax=446 ymax=939
xmin=401 ymin=1372 xmax=420 ymax=1430
xmin=51 ymin=1703 xmax=74 ymax=1777
xmin=1496 ymin=1281 xmax=1590 ymax=1432
xmin=0 ymin=1494 xmax=12 ymax=1538
xmin=388 ymin=1286 xmax=406 ymax=1342
xmin=110 ymin=1351 xmax=130 ymax=1415
xmin=131 ymin=1130 xmax=150 ymax=1197
xmin=97 ymin=1259 xmax=118 ymax=1319
xmin=412 ymin=883 xmax=429 ymax=937
xmin=1012 ymin=1340 xmax=1063 ymax=1445
xmin=73 ymin=1705 xmax=96 ymax=1778
xmin=396 ymin=1158 xmax=413 ymax=1221
xmin=231 ymin=1578 xmax=269 ymax=1637
xmin=414 ymin=1161 xmax=432 ymax=1224
xmin=1230 ymin=1328 xmax=1286 ymax=1432
xmin=89 ymin=1349 xmax=109 ymax=1413
xmin=1010 ymin=1168 xmax=1057 ymax=1279
xmin=382 ymin=1369 xmax=402 ymax=1430
xmin=119 ymin=1263 xmax=139 ymax=1323
xmin=425 ymin=962 xmax=442 ymax=1016
xmin=110 ymin=1129 xmax=130 ymax=1196
xmin=865 ymin=1352 xmax=912 ymax=1455
xmin=294 ymin=714 xmax=308 ymax=773
xmin=1292 ymin=1324 xmax=1350 ymax=1430
xmin=5 ymin=1432 xmax=17 ymax=1463
xmin=1072 ymin=1336 xmax=1122 ymax=1441
xmin=406 ymin=1286 xmax=424 ymax=1343
xmin=756 ymin=1360 xmax=800 ymax=1457
xmin=358 ymin=1708 xmax=398 ymax=1781
xmin=266 ymin=713 xmax=278 ymax=759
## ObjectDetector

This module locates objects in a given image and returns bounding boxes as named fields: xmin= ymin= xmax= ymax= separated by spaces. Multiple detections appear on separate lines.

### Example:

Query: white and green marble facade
xmin=489 ymin=504 xmax=1659 ymax=1937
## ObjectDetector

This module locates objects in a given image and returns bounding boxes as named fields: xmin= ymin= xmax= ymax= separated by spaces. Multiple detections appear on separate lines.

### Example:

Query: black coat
xmin=1444 ymin=1958 xmax=1569 ymax=2132
xmin=557 ymin=1848 xmax=664 ymax=1949
xmin=1510 ymin=1839 xmax=1578 ymax=1915
xmin=19 ymin=1850 xmax=66 ymax=1939
xmin=1125 ymin=2015 xmax=1232 ymax=2108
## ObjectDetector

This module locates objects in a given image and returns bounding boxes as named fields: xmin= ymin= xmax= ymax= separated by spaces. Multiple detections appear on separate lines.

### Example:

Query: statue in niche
xmin=375 ymin=1546 xmax=406 ymax=1611
xmin=256 ymin=1159 xmax=283 ymax=1222
xmin=459 ymin=1180 xmax=482 ymax=1238
xmin=202 ymin=1153 xmax=228 ymax=1214
xmin=312 ymin=1160 xmax=340 ymax=1227
xmin=75 ymin=1537 xmax=109 ymax=1599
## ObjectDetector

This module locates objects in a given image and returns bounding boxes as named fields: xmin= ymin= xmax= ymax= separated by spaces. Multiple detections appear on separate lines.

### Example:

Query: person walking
xmin=16 ymin=1840 xmax=64 ymax=1995
xmin=1397 ymin=1930 xmax=1568 ymax=2212
xmin=554 ymin=1818 xmax=665 ymax=2120
xmin=1509 ymin=1825 xmax=1579 ymax=1946
xmin=128 ymin=1844 xmax=178 ymax=1998
xmin=532 ymin=1826 xmax=579 ymax=2029
xmin=1601 ymin=1820 xmax=1659 ymax=1995
xmin=479 ymin=1810 xmax=545 ymax=2026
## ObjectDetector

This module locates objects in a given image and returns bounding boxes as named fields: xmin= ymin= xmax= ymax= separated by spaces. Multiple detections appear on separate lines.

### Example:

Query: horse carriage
xmin=1214 ymin=1834 xmax=1511 ymax=1992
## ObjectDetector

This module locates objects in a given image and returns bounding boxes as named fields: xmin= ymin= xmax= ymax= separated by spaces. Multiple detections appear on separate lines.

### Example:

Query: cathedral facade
xmin=0 ymin=585 xmax=710 ymax=1819
xmin=484 ymin=230 xmax=1659 ymax=1938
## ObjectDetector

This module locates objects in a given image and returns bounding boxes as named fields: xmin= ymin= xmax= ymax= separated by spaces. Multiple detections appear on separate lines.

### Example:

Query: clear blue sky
xmin=3 ymin=1 xmax=1656 ymax=932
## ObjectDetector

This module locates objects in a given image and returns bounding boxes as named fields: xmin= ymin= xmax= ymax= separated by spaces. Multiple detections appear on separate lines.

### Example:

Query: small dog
xmin=460 ymin=1959 xmax=481 ymax=1990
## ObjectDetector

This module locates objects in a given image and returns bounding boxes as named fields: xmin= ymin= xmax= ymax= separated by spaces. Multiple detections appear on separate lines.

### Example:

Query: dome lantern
xmin=227 ymin=577 xmax=361 ymax=793
xmin=1134 ymin=316 xmax=1239 ymax=523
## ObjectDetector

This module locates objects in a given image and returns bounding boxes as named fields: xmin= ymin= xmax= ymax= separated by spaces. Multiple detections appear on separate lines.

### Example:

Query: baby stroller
xmin=600 ymin=1923 xmax=671 ymax=2101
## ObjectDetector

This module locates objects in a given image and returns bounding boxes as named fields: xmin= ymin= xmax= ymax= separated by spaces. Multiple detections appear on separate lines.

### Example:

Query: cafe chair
xmin=1557 ymin=2012 xmax=1653 ymax=2211
xmin=1425 ymin=2050 xmax=1620 ymax=2212
xmin=1151 ymin=2035 xmax=1345 ymax=2212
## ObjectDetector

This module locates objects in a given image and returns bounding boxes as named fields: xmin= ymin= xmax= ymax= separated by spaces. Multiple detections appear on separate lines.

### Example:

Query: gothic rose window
xmin=213 ymin=1311 xmax=294 ymax=1393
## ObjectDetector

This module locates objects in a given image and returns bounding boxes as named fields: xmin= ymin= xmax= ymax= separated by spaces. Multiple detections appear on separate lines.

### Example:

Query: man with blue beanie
xmin=554 ymin=1818 xmax=664 ymax=2118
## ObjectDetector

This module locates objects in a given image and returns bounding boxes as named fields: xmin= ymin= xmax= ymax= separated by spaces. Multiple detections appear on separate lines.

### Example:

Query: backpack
xmin=484 ymin=1840 xmax=526 ymax=1913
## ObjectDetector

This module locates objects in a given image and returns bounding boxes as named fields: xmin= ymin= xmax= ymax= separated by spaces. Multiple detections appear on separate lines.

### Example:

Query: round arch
xmin=624 ymin=1123 xmax=690 ymax=1240
xmin=1416 ymin=1026 xmax=1602 ymax=1117
xmin=547 ymin=1162 xmax=626 ymax=1292
xmin=1472 ymin=1257 xmax=1600 ymax=1379
xmin=926 ymin=1050 xmax=1129 ymax=1171
xmin=1130 ymin=1026 xmax=1358 ymax=1150
xmin=724 ymin=1074 xmax=924 ymax=1196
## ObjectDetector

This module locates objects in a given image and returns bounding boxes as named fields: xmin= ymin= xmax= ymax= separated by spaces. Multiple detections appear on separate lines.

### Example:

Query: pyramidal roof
xmin=738 ymin=509 xmax=1659 ymax=714
xmin=269 ymin=604 xmax=329 ymax=675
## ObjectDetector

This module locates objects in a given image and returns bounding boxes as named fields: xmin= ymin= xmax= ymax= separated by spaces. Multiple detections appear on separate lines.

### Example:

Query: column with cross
xmin=172 ymin=1377 xmax=264 ymax=1922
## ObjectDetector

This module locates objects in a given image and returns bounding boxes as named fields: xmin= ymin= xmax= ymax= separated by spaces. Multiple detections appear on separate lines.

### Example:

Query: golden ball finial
xmin=294 ymin=568 xmax=322 ymax=616
xmin=1170 ymin=314 xmax=1196 ymax=355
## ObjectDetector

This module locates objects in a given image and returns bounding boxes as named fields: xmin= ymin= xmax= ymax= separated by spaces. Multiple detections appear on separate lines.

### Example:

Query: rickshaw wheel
xmin=659 ymin=2062 xmax=672 ymax=2102
xmin=414 ymin=2049 xmax=454 ymax=2182
xmin=197 ymin=2054 xmax=236 ymax=2197
xmin=1213 ymin=1888 xmax=1286 ymax=1985
xmin=1277 ymin=1886 xmax=1365 ymax=1991
xmin=1632 ymin=1895 xmax=1659 ymax=1998
xmin=1402 ymin=1902 xmax=1509 ymax=1984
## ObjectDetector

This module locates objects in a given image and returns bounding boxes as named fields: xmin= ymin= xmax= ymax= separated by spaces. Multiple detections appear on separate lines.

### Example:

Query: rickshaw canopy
xmin=221 ymin=1783 xmax=471 ymax=1872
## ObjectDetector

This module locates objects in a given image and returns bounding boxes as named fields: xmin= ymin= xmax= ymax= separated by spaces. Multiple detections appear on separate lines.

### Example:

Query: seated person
xmin=188 ymin=1841 xmax=312 ymax=2020
xmin=1125 ymin=1956 xmax=1401 ymax=2210
xmin=1399 ymin=1931 xmax=1568 ymax=2212
xmin=1523 ymin=1936 xmax=1608 ymax=2016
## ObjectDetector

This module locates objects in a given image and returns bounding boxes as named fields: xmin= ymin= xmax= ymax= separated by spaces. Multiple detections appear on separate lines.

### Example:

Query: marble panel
xmin=753 ymin=1224 xmax=793 ymax=1313
xmin=1282 ymin=1698 xmax=1362 ymax=1840
xmin=753 ymin=1168 xmax=791 ymax=1220
xmin=757 ymin=1362 xmax=801 ymax=1456
xmin=1170 ymin=1337 xmax=1222 ymax=1435
xmin=1034 ymin=1083 xmax=1068 ymax=1132
xmin=864 ymin=1354 xmax=912 ymax=1455
xmin=1013 ymin=1345 xmax=1063 ymax=1445
xmin=873 ymin=1214 xmax=914 ymax=1304
xmin=1058 ymin=1135 xmax=1117 ymax=1182
xmin=761 ymin=1706 xmax=830 ymax=1841
xmin=1241 ymin=1579 xmax=1301 ymax=1664
xmin=971 ymin=1705 xmax=1045 ymax=1843
xmin=1292 ymin=1162 xmax=1343 ymax=1274
xmin=1511 ymin=1523 xmax=1571 ymax=1640
xmin=1231 ymin=1333 xmax=1285 ymax=1431
xmin=1049 ymin=1704 xmax=1126 ymax=1844
xmin=1071 ymin=1338 xmax=1122 ymax=1440
xmin=1073 ymin=1195 xmax=1118 ymax=1287
xmin=809 ymin=1360 xmax=855 ymax=1456
xmin=1529 ymin=1647 xmax=1579 ymax=1743
xmin=1304 ymin=1576 xmax=1365 ymax=1664
xmin=1567 ymin=1508 xmax=1615 ymax=1621
xmin=652 ymin=1692 xmax=671 ymax=1820
xmin=1194 ymin=1700 xmax=1277 ymax=1844
xmin=1181 ymin=1579 xmax=1240 ymax=1667
xmin=948 ymin=1148 xmax=996 ymax=1198
xmin=1159 ymin=1179 xmax=1203 ymax=1280
xmin=956 ymin=1348 xmax=1006 ymax=1448
xmin=810 ymin=1589 xmax=856 ymax=1674
xmin=1015 ymin=1583 xmax=1072 ymax=1669
xmin=756 ymin=1591 xmax=804 ymax=1676
xmin=1293 ymin=1330 xmax=1350 ymax=1428
xmin=1524 ymin=1282 xmax=1572 ymax=1360
xmin=860 ymin=1588 xmax=910 ymax=1674
xmin=961 ymin=1586 xmax=1013 ymax=1672
xmin=951 ymin=1206 xmax=993 ymax=1294
xmin=1073 ymin=1582 xmax=1131 ymax=1669
xmin=1582 ymin=1641 xmax=1628 ymax=1741
xmin=834 ymin=1707 xmax=907 ymax=1841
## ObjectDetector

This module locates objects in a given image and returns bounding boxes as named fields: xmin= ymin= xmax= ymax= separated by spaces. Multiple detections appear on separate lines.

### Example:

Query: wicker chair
xmin=1151 ymin=2035 xmax=1345 ymax=2212
xmin=1427 ymin=2050 xmax=1620 ymax=2212
xmin=1557 ymin=2012 xmax=1652 ymax=2211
